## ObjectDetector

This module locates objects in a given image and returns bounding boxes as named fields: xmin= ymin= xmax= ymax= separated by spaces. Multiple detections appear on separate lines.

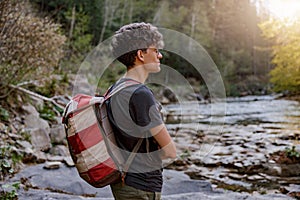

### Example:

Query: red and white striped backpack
xmin=62 ymin=80 xmax=142 ymax=188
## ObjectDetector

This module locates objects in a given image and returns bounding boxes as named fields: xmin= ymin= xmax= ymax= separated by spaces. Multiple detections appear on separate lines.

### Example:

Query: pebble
xmin=43 ymin=161 xmax=62 ymax=169
xmin=17 ymin=140 xmax=33 ymax=149
xmin=246 ymin=175 xmax=264 ymax=181
xmin=64 ymin=157 xmax=75 ymax=167
xmin=228 ymin=173 xmax=247 ymax=180
xmin=47 ymin=155 xmax=65 ymax=162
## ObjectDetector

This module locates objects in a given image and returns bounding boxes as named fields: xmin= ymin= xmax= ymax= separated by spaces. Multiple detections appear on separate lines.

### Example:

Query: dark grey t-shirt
xmin=106 ymin=78 xmax=164 ymax=192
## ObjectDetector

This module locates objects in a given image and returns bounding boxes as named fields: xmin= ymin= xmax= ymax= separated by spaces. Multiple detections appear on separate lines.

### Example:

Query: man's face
xmin=142 ymin=45 xmax=163 ymax=73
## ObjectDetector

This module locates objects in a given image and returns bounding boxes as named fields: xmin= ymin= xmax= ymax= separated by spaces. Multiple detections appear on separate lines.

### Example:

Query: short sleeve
xmin=129 ymin=86 xmax=163 ymax=128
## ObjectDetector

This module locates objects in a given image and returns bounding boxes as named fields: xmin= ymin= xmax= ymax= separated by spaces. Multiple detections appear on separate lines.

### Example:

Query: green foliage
xmin=259 ymin=18 xmax=300 ymax=94
xmin=0 ymin=146 xmax=23 ymax=181
xmin=154 ymin=1 xmax=189 ymax=32
xmin=35 ymin=79 xmax=58 ymax=98
xmin=66 ymin=5 xmax=93 ymax=53
xmin=19 ymin=131 xmax=31 ymax=143
xmin=209 ymin=0 xmax=269 ymax=93
xmin=285 ymin=146 xmax=300 ymax=159
xmin=179 ymin=149 xmax=191 ymax=160
xmin=0 ymin=182 xmax=20 ymax=200
xmin=153 ymin=0 xmax=269 ymax=95
xmin=31 ymin=75 xmax=70 ymax=98
xmin=225 ymin=81 xmax=240 ymax=97
xmin=38 ymin=104 xmax=57 ymax=122
xmin=96 ymin=62 xmax=127 ymax=95
xmin=0 ymin=107 xmax=9 ymax=122
xmin=3 ymin=0 xmax=273 ymax=97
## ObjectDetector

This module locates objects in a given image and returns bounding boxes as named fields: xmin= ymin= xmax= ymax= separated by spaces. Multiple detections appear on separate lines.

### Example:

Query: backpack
xmin=62 ymin=80 xmax=142 ymax=188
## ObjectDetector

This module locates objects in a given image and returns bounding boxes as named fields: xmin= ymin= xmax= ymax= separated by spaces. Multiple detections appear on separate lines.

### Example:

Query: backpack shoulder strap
xmin=104 ymin=79 xmax=140 ymax=100
xmin=121 ymin=138 xmax=143 ymax=182
xmin=104 ymin=78 xmax=142 ymax=180
xmin=123 ymin=138 xmax=143 ymax=170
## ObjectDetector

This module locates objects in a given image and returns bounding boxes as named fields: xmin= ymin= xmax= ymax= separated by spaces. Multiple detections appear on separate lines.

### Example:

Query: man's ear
xmin=137 ymin=50 xmax=144 ymax=62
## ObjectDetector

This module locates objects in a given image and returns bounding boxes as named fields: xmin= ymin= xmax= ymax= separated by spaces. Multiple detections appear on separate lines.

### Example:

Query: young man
xmin=107 ymin=22 xmax=177 ymax=200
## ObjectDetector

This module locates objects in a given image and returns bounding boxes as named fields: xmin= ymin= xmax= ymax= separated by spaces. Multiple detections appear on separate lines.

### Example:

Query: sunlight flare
xmin=264 ymin=0 xmax=300 ymax=21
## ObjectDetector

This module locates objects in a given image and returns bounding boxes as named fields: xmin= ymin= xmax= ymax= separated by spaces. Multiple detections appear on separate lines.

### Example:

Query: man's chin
xmin=154 ymin=66 xmax=161 ymax=73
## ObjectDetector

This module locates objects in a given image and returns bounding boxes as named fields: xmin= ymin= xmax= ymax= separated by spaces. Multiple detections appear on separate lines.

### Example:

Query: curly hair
xmin=111 ymin=22 xmax=164 ymax=68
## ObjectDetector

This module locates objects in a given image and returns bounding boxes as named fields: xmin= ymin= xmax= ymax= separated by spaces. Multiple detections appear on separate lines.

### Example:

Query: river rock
xmin=50 ymin=145 xmax=70 ymax=157
xmin=8 ymin=164 xmax=293 ymax=200
xmin=16 ymin=140 xmax=32 ymax=149
xmin=264 ymin=163 xmax=300 ymax=177
xmin=50 ymin=124 xmax=66 ymax=144
xmin=163 ymin=88 xmax=177 ymax=103
xmin=64 ymin=156 xmax=75 ymax=167
xmin=22 ymin=149 xmax=47 ymax=164
xmin=29 ymin=128 xmax=51 ymax=151
xmin=47 ymin=155 xmax=65 ymax=162
xmin=34 ymin=151 xmax=47 ymax=163
xmin=43 ymin=161 xmax=62 ymax=169
xmin=246 ymin=174 xmax=264 ymax=181
xmin=5 ymin=95 xmax=299 ymax=199
xmin=22 ymin=104 xmax=50 ymax=133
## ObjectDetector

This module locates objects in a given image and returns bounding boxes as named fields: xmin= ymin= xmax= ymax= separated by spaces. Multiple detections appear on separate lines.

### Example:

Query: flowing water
xmin=164 ymin=95 xmax=300 ymax=193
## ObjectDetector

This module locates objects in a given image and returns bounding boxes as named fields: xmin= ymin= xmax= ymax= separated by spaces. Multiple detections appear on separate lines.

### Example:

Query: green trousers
xmin=110 ymin=182 xmax=162 ymax=200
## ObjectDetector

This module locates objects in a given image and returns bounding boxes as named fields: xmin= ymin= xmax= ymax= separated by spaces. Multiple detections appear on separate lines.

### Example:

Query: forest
xmin=0 ymin=0 xmax=300 ymax=99
xmin=1 ymin=1 xmax=300 ymax=199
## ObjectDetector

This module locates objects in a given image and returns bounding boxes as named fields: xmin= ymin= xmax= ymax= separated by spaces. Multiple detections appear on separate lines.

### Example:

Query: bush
xmin=0 ymin=0 xmax=66 ymax=97
xmin=0 ymin=182 xmax=20 ymax=200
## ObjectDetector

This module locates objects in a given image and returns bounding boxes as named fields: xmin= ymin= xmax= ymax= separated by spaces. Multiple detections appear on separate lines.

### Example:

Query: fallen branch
xmin=9 ymin=84 xmax=65 ymax=111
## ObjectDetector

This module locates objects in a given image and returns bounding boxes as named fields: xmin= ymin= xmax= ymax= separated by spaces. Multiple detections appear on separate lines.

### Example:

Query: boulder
xmin=29 ymin=128 xmax=51 ymax=151
xmin=22 ymin=104 xmax=50 ymax=133
xmin=50 ymin=145 xmax=70 ymax=157
xmin=50 ymin=124 xmax=66 ymax=145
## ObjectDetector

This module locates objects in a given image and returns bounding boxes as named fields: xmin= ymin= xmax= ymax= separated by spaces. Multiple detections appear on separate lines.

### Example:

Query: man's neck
xmin=124 ymin=65 xmax=148 ymax=83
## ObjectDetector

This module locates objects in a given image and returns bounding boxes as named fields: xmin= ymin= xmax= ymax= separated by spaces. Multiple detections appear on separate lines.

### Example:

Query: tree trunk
xmin=99 ymin=0 xmax=109 ymax=43
xmin=128 ymin=0 xmax=133 ymax=22
xmin=68 ymin=4 xmax=76 ymax=42
xmin=108 ymin=0 xmax=120 ymax=28
xmin=189 ymin=12 xmax=196 ymax=51
xmin=121 ymin=0 xmax=127 ymax=24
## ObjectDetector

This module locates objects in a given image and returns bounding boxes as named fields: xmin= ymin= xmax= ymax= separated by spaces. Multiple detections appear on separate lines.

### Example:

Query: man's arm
xmin=150 ymin=124 xmax=177 ymax=159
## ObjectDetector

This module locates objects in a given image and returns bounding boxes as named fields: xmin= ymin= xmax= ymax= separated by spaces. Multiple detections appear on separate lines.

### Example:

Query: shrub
xmin=0 ymin=0 xmax=66 ymax=97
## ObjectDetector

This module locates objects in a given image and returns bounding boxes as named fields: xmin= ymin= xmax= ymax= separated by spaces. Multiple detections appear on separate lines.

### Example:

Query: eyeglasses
xmin=147 ymin=48 xmax=161 ymax=56
xmin=140 ymin=48 xmax=161 ymax=56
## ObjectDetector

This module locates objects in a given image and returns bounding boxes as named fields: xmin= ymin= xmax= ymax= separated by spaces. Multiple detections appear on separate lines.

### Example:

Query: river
xmin=164 ymin=95 xmax=300 ymax=193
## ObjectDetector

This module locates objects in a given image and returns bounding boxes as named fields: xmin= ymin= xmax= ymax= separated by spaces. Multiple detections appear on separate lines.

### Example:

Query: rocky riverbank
xmin=3 ymin=164 xmax=293 ymax=200
xmin=164 ymin=95 xmax=300 ymax=198
xmin=1 ymin=94 xmax=299 ymax=199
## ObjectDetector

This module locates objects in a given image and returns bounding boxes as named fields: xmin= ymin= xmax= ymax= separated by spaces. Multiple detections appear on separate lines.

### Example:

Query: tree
xmin=25 ymin=0 xmax=273 ymax=96
xmin=0 ymin=0 xmax=66 ymax=96
xmin=30 ymin=0 xmax=94 ymax=71
xmin=207 ymin=0 xmax=270 ymax=95
xmin=260 ymin=18 xmax=300 ymax=93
